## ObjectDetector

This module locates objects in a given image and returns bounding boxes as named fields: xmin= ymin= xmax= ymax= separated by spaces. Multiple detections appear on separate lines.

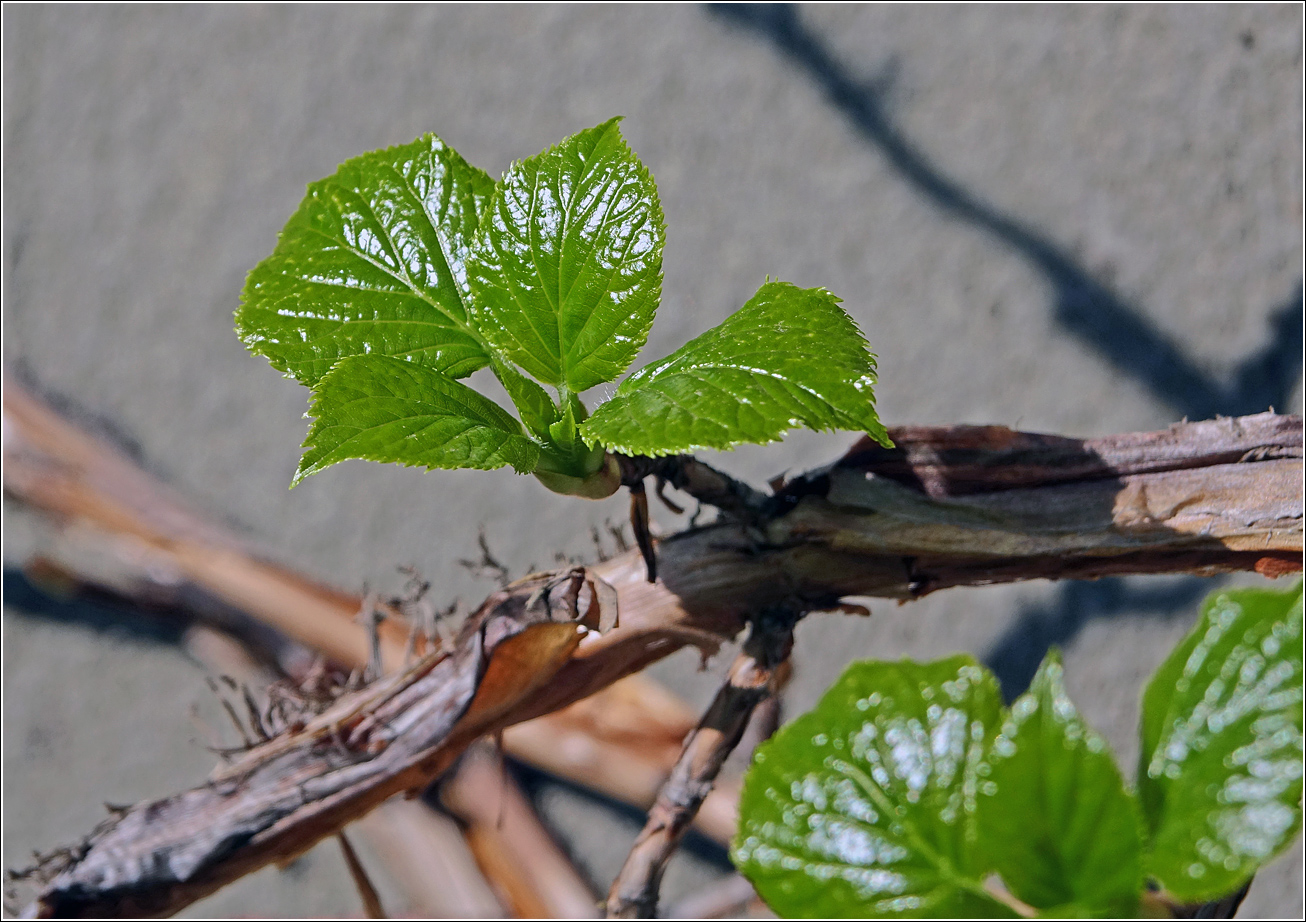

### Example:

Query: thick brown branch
xmin=4 ymin=377 xmax=1301 ymax=917
xmin=834 ymin=415 xmax=1305 ymax=497
xmin=605 ymin=608 xmax=796 ymax=919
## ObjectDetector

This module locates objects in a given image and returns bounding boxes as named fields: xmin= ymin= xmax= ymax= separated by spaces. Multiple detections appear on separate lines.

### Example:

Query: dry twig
xmin=335 ymin=831 xmax=385 ymax=919
xmin=605 ymin=606 xmax=798 ymax=918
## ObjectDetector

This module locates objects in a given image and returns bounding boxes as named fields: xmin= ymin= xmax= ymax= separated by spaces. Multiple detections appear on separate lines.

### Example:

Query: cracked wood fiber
xmin=3 ymin=377 xmax=1301 ymax=917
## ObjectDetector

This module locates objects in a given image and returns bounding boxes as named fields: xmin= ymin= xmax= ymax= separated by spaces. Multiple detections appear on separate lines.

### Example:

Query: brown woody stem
xmin=335 ymin=831 xmax=386 ymax=919
xmin=605 ymin=606 xmax=799 ymax=918
xmin=617 ymin=453 xmax=770 ymax=524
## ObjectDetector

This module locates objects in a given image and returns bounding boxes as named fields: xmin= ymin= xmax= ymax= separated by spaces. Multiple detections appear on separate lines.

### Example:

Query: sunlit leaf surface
xmin=733 ymin=657 xmax=1016 ymax=918
xmin=295 ymin=355 xmax=538 ymax=483
xmin=467 ymin=117 xmax=664 ymax=393
xmin=237 ymin=134 xmax=494 ymax=385
xmin=582 ymin=281 xmax=891 ymax=456
xmin=1138 ymin=583 xmax=1304 ymax=902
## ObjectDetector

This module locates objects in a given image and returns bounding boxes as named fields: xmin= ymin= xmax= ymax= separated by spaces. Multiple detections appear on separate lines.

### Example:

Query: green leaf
xmin=492 ymin=357 xmax=558 ymax=441
xmin=237 ymin=134 xmax=494 ymax=386
xmin=733 ymin=656 xmax=1017 ymax=918
xmin=466 ymin=117 xmax=665 ymax=392
xmin=294 ymin=355 xmax=538 ymax=484
xmin=581 ymin=281 xmax=892 ymax=456
xmin=977 ymin=650 xmax=1144 ymax=916
xmin=1138 ymin=582 xmax=1303 ymax=902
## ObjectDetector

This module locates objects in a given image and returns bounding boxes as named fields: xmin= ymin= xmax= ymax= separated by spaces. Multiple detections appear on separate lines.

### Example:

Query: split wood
xmin=4 ymin=378 xmax=1301 ymax=917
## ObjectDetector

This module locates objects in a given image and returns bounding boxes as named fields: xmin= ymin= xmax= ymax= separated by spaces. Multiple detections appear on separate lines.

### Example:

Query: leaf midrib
xmin=552 ymin=128 xmax=653 ymax=387
xmin=562 ymin=185 xmax=654 ymax=378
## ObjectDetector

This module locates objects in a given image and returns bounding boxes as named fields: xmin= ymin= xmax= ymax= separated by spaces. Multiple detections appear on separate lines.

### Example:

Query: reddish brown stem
xmin=439 ymin=745 xmax=599 ymax=919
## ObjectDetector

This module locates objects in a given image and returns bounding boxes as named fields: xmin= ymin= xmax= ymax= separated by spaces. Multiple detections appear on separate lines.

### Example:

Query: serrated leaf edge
xmin=237 ymin=133 xmax=496 ymax=384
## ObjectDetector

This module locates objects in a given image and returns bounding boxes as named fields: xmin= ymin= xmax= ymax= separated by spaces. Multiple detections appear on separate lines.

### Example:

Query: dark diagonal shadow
xmin=709 ymin=3 xmax=1303 ymax=697
xmin=3 ymin=567 xmax=188 ymax=647
xmin=983 ymin=578 xmax=1211 ymax=703
xmin=708 ymin=3 xmax=1302 ymax=422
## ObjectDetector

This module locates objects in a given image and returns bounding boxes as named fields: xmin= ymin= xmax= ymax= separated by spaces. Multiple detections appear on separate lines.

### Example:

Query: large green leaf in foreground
xmin=467 ymin=117 xmax=664 ymax=393
xmin=978 ymin=651 xmax=1144 ymax=916
xmin=237 ymin=134 xmax=494 ymax=386
xmin=733 ymin=657 xmax=1015 ymax=918
xmin=1138 ymin=583 xmax=1303 ymax=902
xmin=582 ymin=282 xmax=891 ymax=456
xmin=294 ymin=355 xmax=538 ymax=484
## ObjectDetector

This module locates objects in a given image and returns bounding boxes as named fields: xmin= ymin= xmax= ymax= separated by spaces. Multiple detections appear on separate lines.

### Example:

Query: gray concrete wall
xmin=4 ymin=5 xmax=1301 ymax=917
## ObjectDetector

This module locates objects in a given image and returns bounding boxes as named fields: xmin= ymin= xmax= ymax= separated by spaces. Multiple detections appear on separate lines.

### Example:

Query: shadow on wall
xmin=709 ymin=3 xmax=1303 ymax=697
xmin=2 ymin=568 xmax=189 ymax=648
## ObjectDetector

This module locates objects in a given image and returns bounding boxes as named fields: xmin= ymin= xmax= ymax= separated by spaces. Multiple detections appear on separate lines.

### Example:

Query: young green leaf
xmin=491 ymin=357 xmax=558 ymax=442
xmin=1138 ymin=582 xmax=1303 ymax=903
xmin=581 ymin=281 xmax=892 ymax=456
xmin=977 ymin=650 xmax=1144 ymax=916
xmin=466 ymin=117 xmax=665 ymax=392
xmin=733 ymin=656 xmax=1016 ymax=918
xmin=294 ymin=355 xmax=539 ymax=484
xmin=237 ymin=134 xmax=494 ymax=386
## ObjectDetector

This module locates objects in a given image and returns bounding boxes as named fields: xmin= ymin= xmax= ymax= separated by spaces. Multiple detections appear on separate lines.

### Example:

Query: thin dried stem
xmin=605 ymin=607 xmax=799 ymax=918
xmin=336 ymin=831 xmax=385 ymax=919
xmin=617 ymin=453 xmax=770 ymax=524
xmin=628 ymin=480 xmax=657 ymax=583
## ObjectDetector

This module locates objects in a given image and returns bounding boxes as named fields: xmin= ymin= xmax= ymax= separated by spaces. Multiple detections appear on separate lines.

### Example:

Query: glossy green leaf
xmin=294 ymin=355 xmax=538 ymax=484
xmin=733 ymin=656 xmax=1016 ymax=918
xmin=492 ymin=357 xmax=558 ymax=442
xmin=466 ymin=117 xmax=665 ymax=392
xmin=1138 ymin=583 xmax=1303 ymax=902
xmin=581 ymin=281 xmax=892 ymax=456
xmin=237 ymin=134 xmax=494 ymax=386
xmin=978 ymin=651 xmax=1144 ymax=916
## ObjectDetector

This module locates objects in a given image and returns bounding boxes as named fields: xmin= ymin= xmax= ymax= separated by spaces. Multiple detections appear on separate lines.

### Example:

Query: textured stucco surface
xmin=3 ymin=5 xmax=1302 ymax=917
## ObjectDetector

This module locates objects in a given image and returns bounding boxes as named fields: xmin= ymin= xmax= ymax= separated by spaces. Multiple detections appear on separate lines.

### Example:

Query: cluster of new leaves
xmin=733 ymin=582 xmax=1304 ymax=918
xmin=235 ymin=119 xmax=891 ymax=492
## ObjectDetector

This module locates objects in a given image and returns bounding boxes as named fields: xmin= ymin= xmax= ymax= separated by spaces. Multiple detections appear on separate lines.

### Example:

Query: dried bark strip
xmin=3 ymin=378 xmax=730 ymax=834
xmin=832 ymin=414 xmax=1304 ymax=497
xmin=177 ymin=622 xmax=507 ymax=919
xmin=605 ymin=608 xmax=797 ymax=918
